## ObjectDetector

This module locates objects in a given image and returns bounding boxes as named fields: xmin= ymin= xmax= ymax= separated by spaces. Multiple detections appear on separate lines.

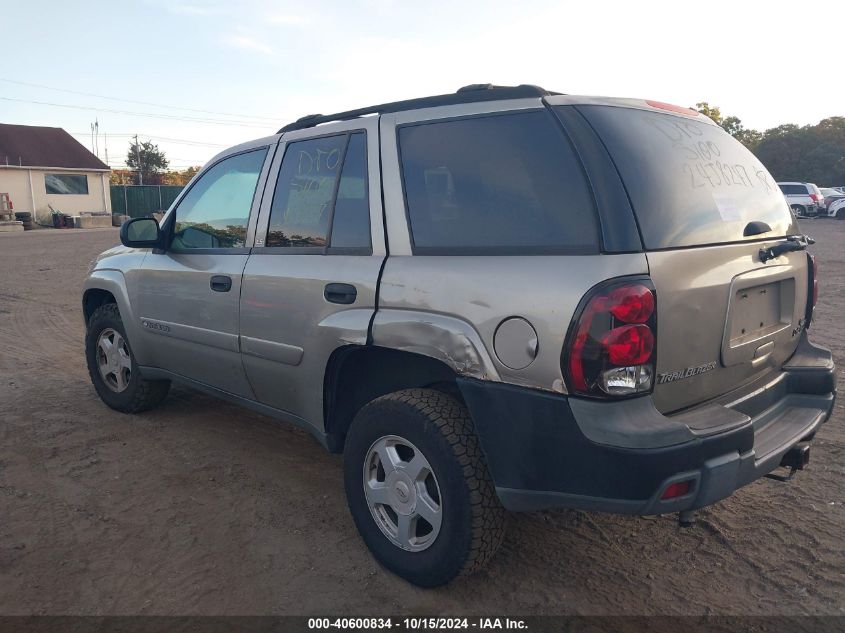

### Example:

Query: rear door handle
xmin=210 ymin=275 xmax=232 ymax=292
xmin=324 ymin=283 xmax=357 ymax=304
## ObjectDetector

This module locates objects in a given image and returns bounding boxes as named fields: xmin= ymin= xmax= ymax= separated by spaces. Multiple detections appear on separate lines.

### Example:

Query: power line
xmin=0 ymin=77 xmax=279 ymax=122
xmin=0 ymin=96 xmax=274 ymax=128
xmin=69 ymin=132 xmax=228 ymax=148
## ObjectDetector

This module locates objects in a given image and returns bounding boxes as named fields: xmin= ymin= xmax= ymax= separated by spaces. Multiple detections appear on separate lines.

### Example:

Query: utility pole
xmin=134 ymin=134 xmax=143 ymax=185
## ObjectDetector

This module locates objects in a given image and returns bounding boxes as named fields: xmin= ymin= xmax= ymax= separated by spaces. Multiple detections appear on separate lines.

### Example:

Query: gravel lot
xmin=0 ymin=223 xmax=842 ymax=615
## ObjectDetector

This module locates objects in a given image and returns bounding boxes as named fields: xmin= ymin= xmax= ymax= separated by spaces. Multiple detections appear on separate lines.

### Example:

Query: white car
xmin=827 ymin=197 xmax=845 ymax=219
xmin=777 ymin=182 xmax=823 ymax=217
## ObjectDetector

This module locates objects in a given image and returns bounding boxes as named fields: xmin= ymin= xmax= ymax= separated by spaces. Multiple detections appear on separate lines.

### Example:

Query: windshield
xmin=570 ymin=105 xmax=797 ymax=249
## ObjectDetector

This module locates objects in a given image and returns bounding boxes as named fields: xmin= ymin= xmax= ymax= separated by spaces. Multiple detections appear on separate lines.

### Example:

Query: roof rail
xmin=277 ymin=84 xmax=558 ymax=133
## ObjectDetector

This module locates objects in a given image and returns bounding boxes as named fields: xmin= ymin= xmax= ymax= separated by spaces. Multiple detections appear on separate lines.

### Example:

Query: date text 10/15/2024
xmin=307 ymin=618 xmax=528 ymax=630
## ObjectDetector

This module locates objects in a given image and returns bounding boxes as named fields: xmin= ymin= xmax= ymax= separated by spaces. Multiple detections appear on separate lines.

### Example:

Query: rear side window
xmin=398 ymin=110 xmax=598 ymax=254
xmin=573 ymin=106 xmax=795 ymax=249
xmin=267 ymin=131 xmax=370 ymax=250
xmin=330 ymin=132 xmax=371 ymax=249
xmin=268 ymin=134 xmax=346 ymax=248
xmin=779 ymin=184 xmax=809 ymax=195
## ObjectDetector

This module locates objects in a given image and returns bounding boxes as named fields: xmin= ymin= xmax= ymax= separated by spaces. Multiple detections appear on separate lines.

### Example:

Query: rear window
xmin=572 ymin=106 xmax=795 ymax=250
xmin=398 ymin=110 xmax=598 ymax=254
xmin=779 ymin=184 xmax=809 ymax=195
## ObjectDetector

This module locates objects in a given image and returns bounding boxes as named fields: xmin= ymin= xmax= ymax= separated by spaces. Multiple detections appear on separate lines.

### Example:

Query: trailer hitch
xmin=765 ymin=443 xmax=810 ymax=482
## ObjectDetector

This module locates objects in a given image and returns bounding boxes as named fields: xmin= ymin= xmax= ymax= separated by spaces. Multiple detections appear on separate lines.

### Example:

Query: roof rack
xmin=278 ymin=84 xmax=558 ymax=133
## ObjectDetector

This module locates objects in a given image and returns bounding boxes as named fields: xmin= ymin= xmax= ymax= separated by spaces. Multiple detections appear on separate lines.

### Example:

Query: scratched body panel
xmin=374 ymin=254 xmax=648 ymax=392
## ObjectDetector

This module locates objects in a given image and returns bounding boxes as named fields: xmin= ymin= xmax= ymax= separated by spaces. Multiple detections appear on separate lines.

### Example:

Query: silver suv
xmin=83 ymin=85 xmax=836 ymax=587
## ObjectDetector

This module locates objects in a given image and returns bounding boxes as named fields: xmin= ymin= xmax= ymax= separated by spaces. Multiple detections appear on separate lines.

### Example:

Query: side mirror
xmin=120 ymin=217 xmax=162 ymax=249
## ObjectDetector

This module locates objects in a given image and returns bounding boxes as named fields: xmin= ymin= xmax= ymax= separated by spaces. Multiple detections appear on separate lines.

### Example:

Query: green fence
xmin=110 ymin=185 xmax=184 ymax=218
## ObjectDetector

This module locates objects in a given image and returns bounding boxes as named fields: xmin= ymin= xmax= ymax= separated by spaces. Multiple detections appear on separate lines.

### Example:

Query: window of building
xmin=45 ymin=174 xmax=89 ymax=195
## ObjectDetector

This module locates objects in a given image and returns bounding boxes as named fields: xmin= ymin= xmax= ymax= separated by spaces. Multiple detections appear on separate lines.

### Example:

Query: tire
xmin=791 ymin=205 xmax=806 ymax=217
xmin=837 ymin=209 xmax=845 ymax=220
xmin=85 ymin=303 xmax=170 ymax=413
xmin=14 ymin=212 xmax=31 ymax=221
xmin=343 ymin=388 xmax=506 ymax=587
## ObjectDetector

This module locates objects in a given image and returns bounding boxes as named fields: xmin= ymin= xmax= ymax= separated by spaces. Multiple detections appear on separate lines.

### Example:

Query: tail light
xmin=806 ymin=254 xmax=818 ymax=328
xmin=563 ymin=278 xmax=657 ymax=398
xmin=809 ymin=193 xmax=820 ymax=203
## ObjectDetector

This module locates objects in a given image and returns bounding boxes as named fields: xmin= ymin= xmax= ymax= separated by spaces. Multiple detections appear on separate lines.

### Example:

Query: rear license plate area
xmin=722 ymin=273 xmax=796 ymax=367
xmin=729 ymin=282 xmax=784 ymax=344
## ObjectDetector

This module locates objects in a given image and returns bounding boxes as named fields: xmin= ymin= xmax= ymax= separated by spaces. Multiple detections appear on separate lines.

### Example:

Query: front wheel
xmin=343 ymin=388 xmax=506 ymax=587
xmin=85 ymin=303 xmax=170 ymax=413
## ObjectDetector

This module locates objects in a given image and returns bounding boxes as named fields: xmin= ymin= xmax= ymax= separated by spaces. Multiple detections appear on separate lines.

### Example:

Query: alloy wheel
xmin=363 ymin=435 xmax=443 ymax=552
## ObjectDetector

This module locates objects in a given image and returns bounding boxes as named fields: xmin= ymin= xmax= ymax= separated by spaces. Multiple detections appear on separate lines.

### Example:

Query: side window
xmin=330 ymin=132 xmax=370 ymax=249
xmin=267 ymin=135 xmax=346 ymax=248
xmin=266 ymin=131 xmax=370 ymax=251
xmin=398 ymin=111 xmax=598 ymax=253
xmin=171 ymin=148 xmax=268 ymax=250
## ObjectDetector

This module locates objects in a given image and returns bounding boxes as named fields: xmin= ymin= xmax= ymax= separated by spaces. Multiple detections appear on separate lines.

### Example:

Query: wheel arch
xmin=82 ymin=270 xmax=149 ymax=365
xmin=83 ymin=288 xmax=117 ymax=324
xmin=323 ymin=346 xmax=464 ymax=453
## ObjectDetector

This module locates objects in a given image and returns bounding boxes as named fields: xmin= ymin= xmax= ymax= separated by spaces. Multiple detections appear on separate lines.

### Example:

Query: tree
xmin=161 ymin=166 xmax=201 ymax=186
xmin=761 ymin=118 xmax=845 ymax=184
xmin=694 ymin=102 xmax=761 ymax=151
xmin=109 ymin=169 xmax=134 ymax=185
xmin=691 ymin=102 xmax=845 ymax=185
xmin=694 ymin=102 xmax=724 ymax=125
xmin=126 ymin=140 xmax=169 ymax=185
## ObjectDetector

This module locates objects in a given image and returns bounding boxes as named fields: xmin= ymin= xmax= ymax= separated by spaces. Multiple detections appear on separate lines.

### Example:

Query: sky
xmin=2 ymin=0 xmax=844 ymax=170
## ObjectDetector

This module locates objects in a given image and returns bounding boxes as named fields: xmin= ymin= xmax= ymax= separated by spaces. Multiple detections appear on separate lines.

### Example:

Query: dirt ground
xmin=0 ymin=223 xmax=842 ymax=616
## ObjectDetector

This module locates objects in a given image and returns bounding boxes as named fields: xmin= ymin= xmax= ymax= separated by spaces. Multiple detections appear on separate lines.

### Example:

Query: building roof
xmin=0 ymin=123 xmax=109 ymax=170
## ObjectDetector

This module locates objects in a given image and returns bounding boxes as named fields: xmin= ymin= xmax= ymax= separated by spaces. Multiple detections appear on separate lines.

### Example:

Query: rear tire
xmin=85 ymin=303 xmax=170 ymax=413
xmin=343 ymin=388 xmax=506 ymax=587
xmin=791 ymin=204 xmax=806 ymax=217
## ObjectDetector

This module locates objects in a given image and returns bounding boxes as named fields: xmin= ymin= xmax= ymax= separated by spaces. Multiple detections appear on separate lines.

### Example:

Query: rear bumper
xmin=457 ymin=332 xmax=836 ymax=514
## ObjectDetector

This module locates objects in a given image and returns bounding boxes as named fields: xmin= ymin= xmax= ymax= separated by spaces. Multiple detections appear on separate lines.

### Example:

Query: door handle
xmin=210 ymin=275 xmax=232 ymax=292
xmin=324 ymin=283 xmax=357 ymax=304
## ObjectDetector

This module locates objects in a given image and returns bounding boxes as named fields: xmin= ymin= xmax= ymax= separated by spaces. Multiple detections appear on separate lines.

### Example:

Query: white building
xmin=0 ymin=123 xmax=111 ymax=224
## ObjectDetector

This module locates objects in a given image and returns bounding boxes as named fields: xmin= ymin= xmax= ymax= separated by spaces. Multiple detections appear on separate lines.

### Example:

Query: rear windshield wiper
xmin=759 ymin=234 xmax=815 ymax=263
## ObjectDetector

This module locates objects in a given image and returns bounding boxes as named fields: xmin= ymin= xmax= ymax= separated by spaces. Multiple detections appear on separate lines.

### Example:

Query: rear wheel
xmin=85 ymin=303 xmax=170 ymax=413
xmin=343 ymin=388 xmax=506 ymax=587
xmin=791 ymin=204 xmax=806 ymax=217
